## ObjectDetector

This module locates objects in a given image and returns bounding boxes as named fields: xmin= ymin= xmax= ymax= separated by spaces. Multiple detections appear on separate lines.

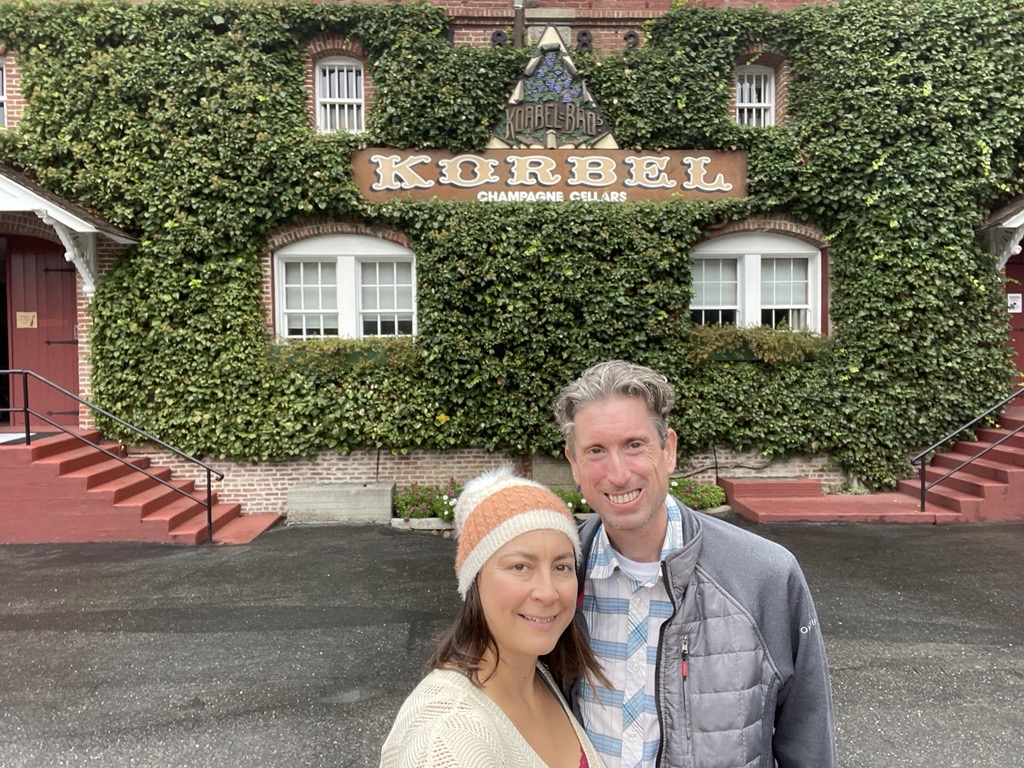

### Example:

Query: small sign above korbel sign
xmin=350 ymin=27 xmax=748 ymax=205
xmin=351 ymin=149 xmax=748 ymax=204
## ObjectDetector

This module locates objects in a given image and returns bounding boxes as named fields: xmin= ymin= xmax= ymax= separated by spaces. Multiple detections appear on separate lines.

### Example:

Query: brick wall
xmin=127 ymin=443 xmax=848 ymax=517
xmin=701 ymin=215 xmax=828 ymax=248
xmin=679 ymin=447 xmax=847 ymax=491
xmin=129 ymin=445 xmax=522 ymax=515
xmin=2 ymin=52 xmax=25 ymax=128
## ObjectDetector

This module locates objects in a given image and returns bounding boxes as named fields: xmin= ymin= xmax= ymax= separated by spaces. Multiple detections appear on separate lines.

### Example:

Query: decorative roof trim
xmin=0 ymin=164 xmax=136 ymax=298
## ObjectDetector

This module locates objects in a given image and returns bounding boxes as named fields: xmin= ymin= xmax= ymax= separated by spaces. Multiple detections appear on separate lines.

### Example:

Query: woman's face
xmin=476 ymin=529 xmax=577 ymax=667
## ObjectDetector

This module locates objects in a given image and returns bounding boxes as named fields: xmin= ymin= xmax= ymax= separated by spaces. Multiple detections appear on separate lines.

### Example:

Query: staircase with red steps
xmin=720 ymin=411 xmax=1024 ymax=525
xmin=0 ymin=430 xmax=281 ymax=545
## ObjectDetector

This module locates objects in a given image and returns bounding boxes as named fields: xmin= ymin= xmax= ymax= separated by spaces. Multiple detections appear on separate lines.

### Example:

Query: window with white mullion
xmin=275 ymin=235 xmax=416 ymax=340
xmin=735 ymin=65 xmax=774 ymax=127
xmin=281 ymin=259 xmax=340 ymax=338
xmin=316 ymin=57 xmax=364 ymax=133
xmin=690 ymin=257 xmax=739 ymax=326
xmin=761 ymin=257 xmax=809 ymax=330
xmin=690 ymin=233 xmax=822 ymax=333
xmin=360 ymin=260 xmax=414 ymax=337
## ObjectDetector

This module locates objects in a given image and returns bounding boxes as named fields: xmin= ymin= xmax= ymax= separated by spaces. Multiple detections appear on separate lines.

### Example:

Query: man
xmin=554 ymin=360 xmax=837 ymax=768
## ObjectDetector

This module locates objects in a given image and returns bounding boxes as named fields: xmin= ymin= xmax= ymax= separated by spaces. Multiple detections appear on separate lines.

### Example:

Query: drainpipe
xmin=513 ymin=0 xmax=525 ymax=48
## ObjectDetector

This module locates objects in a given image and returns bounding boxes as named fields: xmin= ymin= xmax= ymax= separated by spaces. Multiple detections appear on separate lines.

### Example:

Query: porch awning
xmin=0 ymin=164 xmax=137 ymax=297
xmin=977 ymin=196 xmax=1024 ymax=269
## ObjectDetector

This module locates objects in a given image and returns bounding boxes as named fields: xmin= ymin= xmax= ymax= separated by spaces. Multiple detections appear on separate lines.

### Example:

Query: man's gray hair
xmin=554 ymin=360 xmax=676 ymax=452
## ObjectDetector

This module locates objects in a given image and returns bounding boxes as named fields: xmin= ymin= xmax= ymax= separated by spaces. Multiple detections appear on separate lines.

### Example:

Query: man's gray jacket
xmin=572 ymin=501 xmax=838 ymax=768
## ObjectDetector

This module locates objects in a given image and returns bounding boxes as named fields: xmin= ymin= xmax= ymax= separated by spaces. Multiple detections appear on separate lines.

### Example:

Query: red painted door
xmin=6 ymin=236 xmax=79 ymax=427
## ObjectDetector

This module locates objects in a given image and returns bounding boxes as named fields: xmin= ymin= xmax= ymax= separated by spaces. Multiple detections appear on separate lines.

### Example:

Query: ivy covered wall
xmin=0 ymin=0 xmax=1021 ymax=488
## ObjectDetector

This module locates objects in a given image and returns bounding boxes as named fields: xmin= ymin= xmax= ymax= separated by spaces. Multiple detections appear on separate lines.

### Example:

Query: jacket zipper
xmin=681 ymin=634 xmax=689 ymax=681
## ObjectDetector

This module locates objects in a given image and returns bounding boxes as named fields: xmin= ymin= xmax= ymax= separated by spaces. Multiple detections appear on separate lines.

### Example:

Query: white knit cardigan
xmin=380 ymin=663 xmax=605 ymax=768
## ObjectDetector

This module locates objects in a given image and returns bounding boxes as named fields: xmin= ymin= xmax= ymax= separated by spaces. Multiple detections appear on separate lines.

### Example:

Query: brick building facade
xmin=2 ymin=0 xmax=854 ymax=523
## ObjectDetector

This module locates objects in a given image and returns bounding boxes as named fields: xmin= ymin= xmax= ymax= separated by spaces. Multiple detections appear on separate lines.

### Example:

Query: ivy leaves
xmin=1 ymin=0 xmax=1020 ymax=487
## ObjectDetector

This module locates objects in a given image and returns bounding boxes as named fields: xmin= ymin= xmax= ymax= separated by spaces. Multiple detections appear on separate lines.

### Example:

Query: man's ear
xmin=665 ymin=428 xmax=678 ymax=474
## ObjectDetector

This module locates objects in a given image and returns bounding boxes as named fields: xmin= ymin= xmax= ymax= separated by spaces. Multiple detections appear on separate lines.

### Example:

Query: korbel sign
xmin=350 ymin=27 xmax=747 ymax=204
xmin=351 ymin=149 xmax=747 ymax=203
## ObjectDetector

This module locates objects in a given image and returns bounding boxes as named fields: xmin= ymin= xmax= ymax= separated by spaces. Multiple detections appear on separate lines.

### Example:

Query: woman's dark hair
xmin=426 ymin=580 xmax=609 ymax=689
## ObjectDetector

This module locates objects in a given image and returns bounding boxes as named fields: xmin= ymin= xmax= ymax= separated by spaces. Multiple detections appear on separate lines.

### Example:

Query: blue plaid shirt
xmin=579 ymin=497 xmax=685 ymax=768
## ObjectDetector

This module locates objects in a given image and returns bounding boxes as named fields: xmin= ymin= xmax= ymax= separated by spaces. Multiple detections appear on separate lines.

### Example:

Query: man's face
xmin=565 ymin=395 xmax=677 ymax=556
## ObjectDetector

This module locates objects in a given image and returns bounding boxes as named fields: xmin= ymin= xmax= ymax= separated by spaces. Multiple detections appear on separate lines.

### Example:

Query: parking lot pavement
xmin=2 ymin=516 xmax=1023 ymax=767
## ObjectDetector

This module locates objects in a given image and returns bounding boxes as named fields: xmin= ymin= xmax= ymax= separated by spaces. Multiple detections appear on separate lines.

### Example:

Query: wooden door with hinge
xmin=6 ymin=236 xmax=79 ymax=427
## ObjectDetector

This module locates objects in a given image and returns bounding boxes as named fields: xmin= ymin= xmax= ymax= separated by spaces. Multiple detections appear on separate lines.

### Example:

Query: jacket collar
xmin=577 ymin=495 xmax=703 ymax=593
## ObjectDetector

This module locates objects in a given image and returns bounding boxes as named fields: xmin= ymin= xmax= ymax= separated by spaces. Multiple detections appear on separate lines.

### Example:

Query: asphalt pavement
xmin=1 ymin=514 xmax=1023 ymax=767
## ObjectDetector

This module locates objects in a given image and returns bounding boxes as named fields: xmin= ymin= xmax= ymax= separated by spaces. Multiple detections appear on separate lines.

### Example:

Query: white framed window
xmin=315 ymin=56 xmax=364 ymax=133
xmin=275 ymin=234 xmax=415 ymax=338
xmin=691 ymin=258 xmax=738 ymax=325
xmin=690 ymin=232 xmax=821 ymax=331
xmin=0 ymin=65 xmax=7 ymax=128
xmin=735 ymin=64 xmax=774 ymax=127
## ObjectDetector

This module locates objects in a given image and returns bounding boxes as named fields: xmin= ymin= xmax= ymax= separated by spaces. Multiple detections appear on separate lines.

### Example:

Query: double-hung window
xmin=735 ymin=64 xmax=775 ymax=127
xmin=690 ymin=233 xmax=821 ymax=331
xmin=691 ymin=258 xmax=738 ymax=326
xmin=275 ymin=234 xmax=415 ymax=338
xmin=315 ymin=56 xmax=364 ymax=133
xmin=0 ymin=65 xmax=6 ymax=127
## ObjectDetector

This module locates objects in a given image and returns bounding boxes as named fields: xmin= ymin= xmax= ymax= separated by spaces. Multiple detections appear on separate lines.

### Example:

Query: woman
xmin=380 ymin=464 xmax=607 ymax=768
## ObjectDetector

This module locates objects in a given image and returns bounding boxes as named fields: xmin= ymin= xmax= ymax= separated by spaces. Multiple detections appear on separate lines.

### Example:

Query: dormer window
xmin=315 ymin=56 xmax=364 ymax=133
xmin=734 ymin=64 xmax=775 ymax=127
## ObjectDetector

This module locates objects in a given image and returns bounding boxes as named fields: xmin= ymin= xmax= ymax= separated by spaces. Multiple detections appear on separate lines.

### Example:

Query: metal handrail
xmin=1 ymin=369 xmax=224 ymax=542
xmin=910 ymin=387 xmax=1024 ymax=512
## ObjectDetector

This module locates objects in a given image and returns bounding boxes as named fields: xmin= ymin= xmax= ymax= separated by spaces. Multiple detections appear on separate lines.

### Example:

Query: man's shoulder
xmin=690 ymin=507 xmax=801 ymax=575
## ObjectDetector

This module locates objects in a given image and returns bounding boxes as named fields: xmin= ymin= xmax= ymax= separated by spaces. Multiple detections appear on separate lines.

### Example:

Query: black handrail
xmin=1 ymin=369 xmax=223 ymax=543
xmin=910 ymin=387 xmax=1024 ymax=512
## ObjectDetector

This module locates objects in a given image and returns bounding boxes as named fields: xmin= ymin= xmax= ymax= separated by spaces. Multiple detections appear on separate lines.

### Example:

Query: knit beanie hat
xmin=453 ymin=464 xmax=581 ymax=599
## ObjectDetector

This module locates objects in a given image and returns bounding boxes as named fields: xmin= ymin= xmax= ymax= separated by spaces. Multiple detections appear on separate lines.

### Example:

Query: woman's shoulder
xmin=386 ymin=669 xmax=508 ymax=740
xmin=400 ymin=669 xmax=487 ymax=712
xmin=381 ymin=670 xmax=512 ymax=767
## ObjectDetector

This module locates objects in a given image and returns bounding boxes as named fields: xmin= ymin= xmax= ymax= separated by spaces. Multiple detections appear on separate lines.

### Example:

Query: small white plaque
xmin=16 ymin=312 xmax=37 ymax=329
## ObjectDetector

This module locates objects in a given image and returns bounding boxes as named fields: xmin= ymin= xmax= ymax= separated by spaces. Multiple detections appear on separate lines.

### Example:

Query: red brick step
xmin=0 ymin=428 xmax=281 ymax=545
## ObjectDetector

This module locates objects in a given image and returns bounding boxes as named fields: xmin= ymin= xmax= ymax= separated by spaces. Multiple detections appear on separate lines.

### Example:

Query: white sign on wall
xmin=1009 ymin=293 xmax=1023 ymax=314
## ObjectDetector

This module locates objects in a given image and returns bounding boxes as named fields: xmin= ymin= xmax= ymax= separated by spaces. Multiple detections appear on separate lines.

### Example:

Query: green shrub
xmin=670 ymin=477 xmax=727 ymax=510
xmin=393 ymin=478 xmax=461 ymax=522
xmin=687 ymin=325 xmax=832 ymax=366
xmin=552 ymin=488 xmax=592 ymax=516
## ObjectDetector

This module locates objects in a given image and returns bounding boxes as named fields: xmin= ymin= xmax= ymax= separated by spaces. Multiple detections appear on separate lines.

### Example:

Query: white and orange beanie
xmin=453 ymin=464 xmax=581 ymax=599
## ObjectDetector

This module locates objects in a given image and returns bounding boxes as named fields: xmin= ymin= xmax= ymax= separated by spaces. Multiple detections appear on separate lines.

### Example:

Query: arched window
xmin=274 ymin=234 xmax=415 ymax=338
xmin=690 ymin=232 xmax=822 ymax=332
xmin=315 ymin=56 xmax=364 ymax=133
xmin=734 ymin=64 xmax=775 ymax=127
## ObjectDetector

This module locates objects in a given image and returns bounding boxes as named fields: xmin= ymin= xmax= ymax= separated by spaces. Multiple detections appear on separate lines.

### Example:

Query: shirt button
xmin=626 ymin=730 xmax=639 ymax=742
xmin=631 ymin=661 xmax=642 ymax=672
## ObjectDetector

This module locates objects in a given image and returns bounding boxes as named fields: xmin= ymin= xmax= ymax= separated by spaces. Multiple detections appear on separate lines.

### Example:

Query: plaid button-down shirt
xmin=578 ymin=497 xmax=684 ymax=768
